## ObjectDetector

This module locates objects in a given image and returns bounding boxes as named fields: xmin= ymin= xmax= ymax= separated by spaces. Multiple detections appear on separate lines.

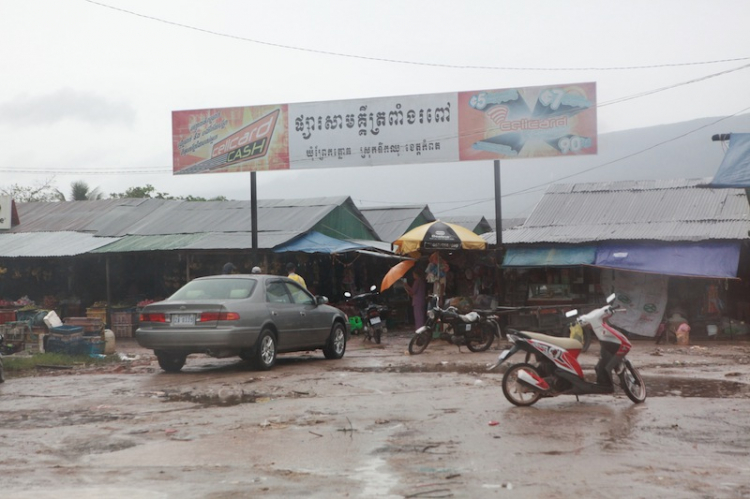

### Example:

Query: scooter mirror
xmin=565 ymin=309 xmax=578 ymax=318
xmin=606 ymin=293 xmax=616 ymax=303
xmin=370 ymin=285 xmax=377 ymax=292
xmin=344 ymin=292 xmax=352 ymax=298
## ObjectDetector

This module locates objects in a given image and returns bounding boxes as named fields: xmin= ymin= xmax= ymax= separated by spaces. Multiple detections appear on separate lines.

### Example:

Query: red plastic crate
xmin=0 ymin=309 xmax=16 ymax=324
xmin=112 ymin=324 xmax=135 ymax=338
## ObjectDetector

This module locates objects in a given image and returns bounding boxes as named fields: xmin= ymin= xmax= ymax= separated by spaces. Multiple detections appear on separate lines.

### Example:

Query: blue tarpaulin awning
xmin=594 ymin=241 xmax=741 ymax=278
xmin=502 ymin=246 xmax=596 ymax=267
xmin=708 ymin=133 xmax=750 ymax=188
xmin=273 ymin=231 xmax=368 ymax=254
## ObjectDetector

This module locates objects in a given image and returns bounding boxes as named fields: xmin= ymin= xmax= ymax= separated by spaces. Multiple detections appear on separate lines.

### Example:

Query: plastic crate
xmin=86 ymin=308 xmax=107 ymax=324
xmin=0 ymin=309 xmax=16 ymax=324
xmin=46 ymin=336 xmax=84 ymax=355
xmin=112 ymin=324 xmax=135 ymax=338
xmin=111 ymin=310 xmax=137 ymax=325
xmin=51 ymin=325 xmax=84 ymax=335
xmin=82 ymin=338 xmax=104 ymax=355
xmin=63 ymin=317 xmax=104 ymax=335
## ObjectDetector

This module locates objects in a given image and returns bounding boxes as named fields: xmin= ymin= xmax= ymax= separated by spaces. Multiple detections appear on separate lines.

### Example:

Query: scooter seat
xmin=520 ymin=331 xmax=583 ymax=351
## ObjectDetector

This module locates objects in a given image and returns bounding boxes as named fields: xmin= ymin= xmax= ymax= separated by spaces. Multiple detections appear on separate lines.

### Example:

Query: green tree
xmin=109 ymin=184 xmax=173 ymax=199
xmin=110 ymin=185 xmax=228 ymax=201
xmin=0 ymin=178 xmax=62 ymax=202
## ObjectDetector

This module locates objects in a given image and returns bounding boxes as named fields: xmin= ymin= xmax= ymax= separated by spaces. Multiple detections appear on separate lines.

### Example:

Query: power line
xmin=83 ymin=0 xmax=750 ymax=72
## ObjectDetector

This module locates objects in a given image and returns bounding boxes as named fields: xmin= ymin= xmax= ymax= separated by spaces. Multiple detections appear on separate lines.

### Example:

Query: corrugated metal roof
xmin=13 ymin=197 xmax=357 ymax=237
xmin=503 ymin=178 xmax=750 ymax=244
xmin=441 ymin=216 xmax=493 ymax=234
xmin=0 ymin=232 xmax=119 ymax=257
xmin=360 ymin=205 xmax=435 ymax=243
xmin=90 ymin=232 xmax=305 ymax=253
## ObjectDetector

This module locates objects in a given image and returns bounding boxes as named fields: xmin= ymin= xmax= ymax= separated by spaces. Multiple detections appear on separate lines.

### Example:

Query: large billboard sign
xmin=172 ymin=82 xmax=596 ymax=175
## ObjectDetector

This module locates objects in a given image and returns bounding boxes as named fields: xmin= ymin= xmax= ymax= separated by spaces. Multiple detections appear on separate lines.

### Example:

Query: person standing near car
xmin=222 ymin=262 xmax=237 ymax=274
xmin=286 ymin=262 xmax=307 ymax=289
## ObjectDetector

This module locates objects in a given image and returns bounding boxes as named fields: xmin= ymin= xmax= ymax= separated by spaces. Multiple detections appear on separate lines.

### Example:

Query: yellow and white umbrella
xmin=393 ymin=220 xmax=486 ymax=255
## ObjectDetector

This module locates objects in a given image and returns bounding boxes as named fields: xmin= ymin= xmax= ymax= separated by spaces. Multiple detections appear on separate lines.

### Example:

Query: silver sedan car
xmin=136 ymin=274 xmax=350 ymax=372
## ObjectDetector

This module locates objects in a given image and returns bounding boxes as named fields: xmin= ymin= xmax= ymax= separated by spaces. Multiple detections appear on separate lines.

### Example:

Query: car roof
xmin=194 ymin=274 xmax=287 ymax=282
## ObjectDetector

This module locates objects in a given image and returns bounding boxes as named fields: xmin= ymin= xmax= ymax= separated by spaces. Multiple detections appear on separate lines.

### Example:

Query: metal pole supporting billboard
xmin=494 ymin=160 xmax=504 ymax=303
xmin=251 ymin=172 xmax=258 ymax=252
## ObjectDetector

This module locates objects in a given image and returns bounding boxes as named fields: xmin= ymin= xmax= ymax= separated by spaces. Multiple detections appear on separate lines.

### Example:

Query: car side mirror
xmin=606 ymin=293 xmax=616 ymax=304
xmin=369 ymin=285 xmax=377 ymax=292
xmin=344 ymin=292 xmax=352 ymax=299
xmin=317 ymin=296 xmax=329 ymax=305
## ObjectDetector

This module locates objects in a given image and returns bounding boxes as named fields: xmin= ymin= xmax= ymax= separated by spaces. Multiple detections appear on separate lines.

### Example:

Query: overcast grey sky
xmin=2 ymin=0 xmax=750 ymax=218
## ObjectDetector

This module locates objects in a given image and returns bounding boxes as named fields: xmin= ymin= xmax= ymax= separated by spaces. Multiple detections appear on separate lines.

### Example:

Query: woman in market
xmin=403 ymin=267 xmax=427 ymax=329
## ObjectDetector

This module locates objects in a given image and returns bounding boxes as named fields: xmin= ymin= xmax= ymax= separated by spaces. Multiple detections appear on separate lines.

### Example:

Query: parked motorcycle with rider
xmin=343 ymin=285 xmax=388 ymax=344
xmin=490 ymin=293 xmax=646 ymax=406
xmin=408 ymin=295 xmax=500 ymax=355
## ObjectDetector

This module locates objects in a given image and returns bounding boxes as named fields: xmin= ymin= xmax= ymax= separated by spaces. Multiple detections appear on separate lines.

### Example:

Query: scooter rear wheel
xmin=502 ymin=363 xmax=543 ymax=407
xmin=619 ymin=360 xmax=647 ymax=403
xmin=466 ymin=323 xmax=495 ymax=352
xmin=408 ymin=332 xmax=431 ymax=355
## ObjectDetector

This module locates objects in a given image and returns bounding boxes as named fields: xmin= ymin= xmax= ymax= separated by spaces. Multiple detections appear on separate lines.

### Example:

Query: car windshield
xmin=167 ymin=278 xmax=257 ymax=301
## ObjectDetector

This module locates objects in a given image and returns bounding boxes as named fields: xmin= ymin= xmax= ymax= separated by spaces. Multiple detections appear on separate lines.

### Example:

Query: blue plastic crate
xmin=46 ymin=336 xmax=84 ymax=355
xmin=51 ymin=325 xmax=84 ymax=335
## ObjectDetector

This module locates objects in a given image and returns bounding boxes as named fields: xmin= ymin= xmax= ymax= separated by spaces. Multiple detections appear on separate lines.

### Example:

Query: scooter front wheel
xmin=502 ymin=363 xmax=543 ymax=407
xmin=408 ymin=332 xmax=431 ymax=355
xmin=619 ymin=360 xmax=647 ymax=403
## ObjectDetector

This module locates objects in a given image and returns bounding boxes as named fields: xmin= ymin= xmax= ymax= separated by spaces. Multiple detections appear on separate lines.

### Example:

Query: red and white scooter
xmin=491 ymin=293 xmax=646 ymax=406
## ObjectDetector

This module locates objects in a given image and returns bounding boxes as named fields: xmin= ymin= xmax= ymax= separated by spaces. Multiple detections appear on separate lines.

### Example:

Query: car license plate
xmin=369 ymin=316 xmax=381 ymax=325
xmin=171 ymin=314 xmax=195 ymax=326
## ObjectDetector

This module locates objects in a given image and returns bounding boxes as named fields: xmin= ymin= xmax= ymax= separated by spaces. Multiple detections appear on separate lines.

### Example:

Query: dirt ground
xmin=1 ymin=330 xmax=750 ymax=499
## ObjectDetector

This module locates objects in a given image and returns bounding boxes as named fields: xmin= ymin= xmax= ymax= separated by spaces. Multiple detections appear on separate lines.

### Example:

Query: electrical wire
xmin=82 ymin=0 xmax=750 ymax=72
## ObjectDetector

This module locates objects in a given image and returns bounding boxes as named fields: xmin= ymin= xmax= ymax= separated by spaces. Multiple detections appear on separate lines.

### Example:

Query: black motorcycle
xmin=344 ymin=285 xmax=388 ymax=344
xmin=408 ymin=295 xmax=499 ymax=355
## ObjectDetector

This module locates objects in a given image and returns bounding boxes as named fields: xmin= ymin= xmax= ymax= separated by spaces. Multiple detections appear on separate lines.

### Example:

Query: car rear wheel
xmin=253 ymin=329 xmax=277 ymax=370
xmin=156 ymin=351 xmax=187 ymax=373
xmin=323 ymin=323 xmax=347 ymax=359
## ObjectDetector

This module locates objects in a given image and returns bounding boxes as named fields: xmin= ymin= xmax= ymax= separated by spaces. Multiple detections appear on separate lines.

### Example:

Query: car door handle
xmin=271 ymin=311 xmax=277 ymax=316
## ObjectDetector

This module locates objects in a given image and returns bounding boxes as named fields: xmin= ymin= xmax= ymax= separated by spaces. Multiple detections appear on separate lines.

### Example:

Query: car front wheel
xmin=323 ymin=323 xmax=347 ymax=360
xmin=253 ymin=329 xmax=277 ymax=370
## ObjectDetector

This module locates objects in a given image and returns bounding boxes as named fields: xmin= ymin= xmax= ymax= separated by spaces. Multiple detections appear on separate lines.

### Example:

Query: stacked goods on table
xmin=86 ymin=307 xmax=107 ymax=325
xmin=44 ymin=311 xmax=104 ymax=355
xmin=46 ymin=324 xmax=85 ymax=355
xmin=111 ymin=308 xmax=138 ymax=338
xmin=0 ymin=309 xmax=16 ymax=325
xmin=63 ymin=317 xmax=105 ymax=336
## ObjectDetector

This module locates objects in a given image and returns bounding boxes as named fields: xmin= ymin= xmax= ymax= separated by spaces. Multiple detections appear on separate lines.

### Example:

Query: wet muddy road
xmin=1 ymin=334 xmax=750 ymax=498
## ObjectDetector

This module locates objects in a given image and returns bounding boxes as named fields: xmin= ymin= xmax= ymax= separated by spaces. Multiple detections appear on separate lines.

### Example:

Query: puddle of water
xmin=355 ymin=457 xmax=401 ymax=499
xmin=341 ymin=367 xmax=750 ymax=399
xmin=160 ymin=388 xmax=313 ymax=406
xmin=642 ymin=376 xmax=750 ymax=398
